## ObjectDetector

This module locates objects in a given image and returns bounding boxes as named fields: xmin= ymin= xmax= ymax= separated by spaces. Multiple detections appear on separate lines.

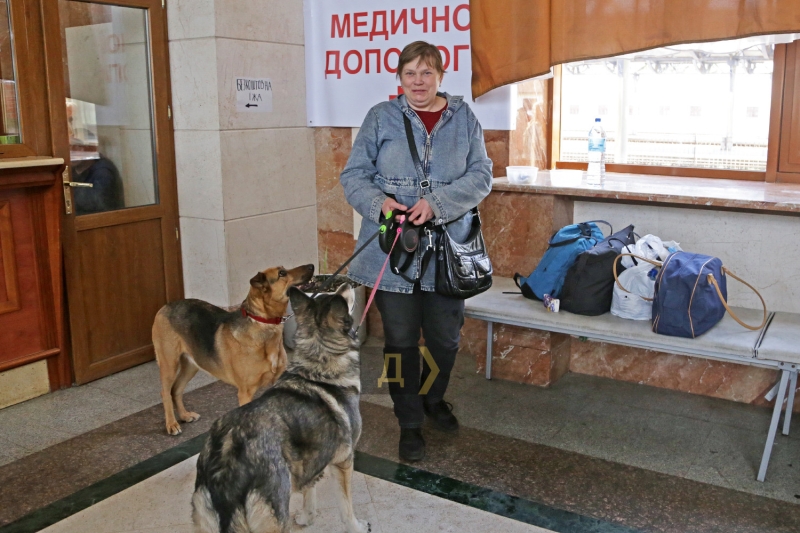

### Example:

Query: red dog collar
xmin=241 ymin=307 xmax=286 ymax=325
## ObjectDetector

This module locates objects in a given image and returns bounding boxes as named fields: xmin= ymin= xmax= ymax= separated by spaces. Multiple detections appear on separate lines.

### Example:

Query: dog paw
xmin=180 ymin=411 xmax=201 ymax=423
xmin=350 ymin=519 xmax=370 ymax=533
xmin=294 ymin=510 xmax=315 ymax=526
xmin=166 ymin=422 xmax=182 ymax=435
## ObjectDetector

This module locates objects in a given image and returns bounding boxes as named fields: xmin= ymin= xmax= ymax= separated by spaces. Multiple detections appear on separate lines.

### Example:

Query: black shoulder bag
xmin=403 ymin=114 xmax=493 ymax=299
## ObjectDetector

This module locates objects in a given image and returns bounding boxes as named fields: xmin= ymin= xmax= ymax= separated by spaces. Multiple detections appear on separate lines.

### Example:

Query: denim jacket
xmin=340 ymin=93 xmax=493 ymax=293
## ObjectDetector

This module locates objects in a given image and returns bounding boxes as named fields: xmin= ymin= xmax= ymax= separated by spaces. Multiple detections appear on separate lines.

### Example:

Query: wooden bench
xmin=464 ymin=277 xmax=798 ymax=482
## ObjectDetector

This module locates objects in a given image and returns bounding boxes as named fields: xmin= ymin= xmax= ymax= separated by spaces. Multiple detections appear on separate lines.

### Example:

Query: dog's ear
xmin=335 ymin=283 xmax=356 ymax=314
xmin=326 ymin=296 xmax=354 ymax=331
xmin=288 ymin=286 xmax=313 ymax=314
xmin=250 ymin=271 xmax=269 ymax=291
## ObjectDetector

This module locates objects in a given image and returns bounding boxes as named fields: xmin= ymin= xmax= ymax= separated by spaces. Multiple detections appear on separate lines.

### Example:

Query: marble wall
xmin=168 ymin=0 xmax=317 ymax=307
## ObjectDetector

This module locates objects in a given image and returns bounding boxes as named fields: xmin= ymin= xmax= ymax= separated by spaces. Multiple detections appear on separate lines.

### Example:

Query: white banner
xmin=303 ymin=0 xmax=514 ymax=130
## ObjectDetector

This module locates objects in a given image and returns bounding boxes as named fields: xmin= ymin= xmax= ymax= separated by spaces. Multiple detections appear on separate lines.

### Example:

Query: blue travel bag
xmin=652 ymin=251 xmax=767 ymax=338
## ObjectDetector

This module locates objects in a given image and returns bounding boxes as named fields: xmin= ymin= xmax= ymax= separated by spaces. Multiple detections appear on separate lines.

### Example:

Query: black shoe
xmin=424 ymin=400 xmax=459 ymax=432
xmin=399 ymin=428 xmax=425 ymax=462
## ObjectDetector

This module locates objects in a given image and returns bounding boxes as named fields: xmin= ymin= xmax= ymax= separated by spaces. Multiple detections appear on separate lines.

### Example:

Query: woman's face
xmin=400 ymin=58 xmax=443 ymax=111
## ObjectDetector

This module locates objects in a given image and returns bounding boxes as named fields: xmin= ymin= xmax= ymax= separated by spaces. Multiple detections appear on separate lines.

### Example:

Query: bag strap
xmin=586 ymin=219 xmax=613 ymax=236
xmin=707 ymin=267 xmax=768 ymax=331
xmin=403 ymin=114 xmax=431 ymax=195
xmin=613 ymin=253 xmax=661 ymax=302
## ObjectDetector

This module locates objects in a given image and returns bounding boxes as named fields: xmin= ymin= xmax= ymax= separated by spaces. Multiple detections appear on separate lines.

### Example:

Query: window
xmin=558 ymin=36 xmax=796 ymax=173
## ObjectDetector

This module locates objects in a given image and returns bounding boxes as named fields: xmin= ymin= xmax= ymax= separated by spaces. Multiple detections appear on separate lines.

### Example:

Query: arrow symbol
xmin=246 ymin=103 xmax=258 ymax=108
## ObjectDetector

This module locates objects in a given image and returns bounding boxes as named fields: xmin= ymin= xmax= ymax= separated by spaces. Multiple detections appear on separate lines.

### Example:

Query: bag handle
xmin=707 ymin=267 xmax=768 ymax=331
xmin=613 ymin=253 xmax=661 ymax=302
xmin=585 ymin=219 xmax=613 ymax=236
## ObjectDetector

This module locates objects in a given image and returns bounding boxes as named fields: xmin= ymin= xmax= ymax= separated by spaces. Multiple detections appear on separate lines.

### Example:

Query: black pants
xmin=375 ymin=286 xmax=464 ymax=428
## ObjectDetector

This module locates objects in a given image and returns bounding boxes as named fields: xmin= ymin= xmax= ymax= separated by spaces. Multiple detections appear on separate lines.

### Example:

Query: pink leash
xmin=356 ymin=216 xmax=404 ymax=330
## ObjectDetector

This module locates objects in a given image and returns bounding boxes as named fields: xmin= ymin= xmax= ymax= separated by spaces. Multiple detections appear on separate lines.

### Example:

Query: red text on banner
xmin=331 ymin=14 xmax=350 ymax=38
xmin=432 ymin=6 xmax=449 ymax=32
xmin=391 ymin=9 xmax=407 ymax=35
xmin=437 ymin=46 xmax=451 ymax=71
xmin=454 ymin=44 xmax=469 ymax=71
xmin=325 ymin=45 xmax=469 ymax=78
xmin=453 ymin=4 xmax=470 ymax=31
xmin=343 ymin=50 xmax=363 ymax=74
xmin=353 ymin=12 xmax=368 ymax=37
xmin=330 ymin=7 xmax=469 ymax=39
xmin=410 ymin=7 xmax=428 ymax=33
xmin=325 ymin=50 xmax=341 ymax=78
xmin=384 ymin=47 xmax=401 ymax=74
xmin=365 ymin=49 xmax=381 ymax=73
xmin=370 ymin=11 xmax=389 ymax=40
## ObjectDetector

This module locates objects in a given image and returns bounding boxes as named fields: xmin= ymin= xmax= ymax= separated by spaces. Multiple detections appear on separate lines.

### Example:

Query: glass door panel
xmin=0 ymin=0 xmax=20 ymax=144
xmin=60 ymin=2 xmax=157 ymax=215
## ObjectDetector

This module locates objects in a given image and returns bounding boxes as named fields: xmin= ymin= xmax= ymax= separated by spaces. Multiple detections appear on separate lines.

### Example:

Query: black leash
xmin=312 ymin=227 xmax=382 ymax=297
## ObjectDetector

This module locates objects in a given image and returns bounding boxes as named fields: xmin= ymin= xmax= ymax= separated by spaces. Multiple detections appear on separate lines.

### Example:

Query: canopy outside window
xmin=470 ymin=0 xmax=800 ymax=97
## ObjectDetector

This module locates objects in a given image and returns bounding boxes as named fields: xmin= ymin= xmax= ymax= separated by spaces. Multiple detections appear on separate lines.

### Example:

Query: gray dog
xmin=192 ymin=283 xmax=370 ymax=533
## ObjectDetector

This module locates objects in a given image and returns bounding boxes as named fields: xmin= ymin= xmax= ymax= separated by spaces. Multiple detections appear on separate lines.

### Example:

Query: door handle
xmin=61 ymin=166 xmax=94 ymax=215
xmin=62 ymin=166 xmax=93 ymax=215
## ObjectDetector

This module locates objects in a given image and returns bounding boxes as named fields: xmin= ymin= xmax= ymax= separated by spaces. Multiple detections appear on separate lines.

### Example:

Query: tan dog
xmin=152 ymin=264 xmax=314 ymax=435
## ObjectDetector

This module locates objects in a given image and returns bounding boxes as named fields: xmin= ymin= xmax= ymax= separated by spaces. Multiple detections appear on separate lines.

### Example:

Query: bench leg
xmin=485 ymin=321 xmax=493 ymax=380
xmin=782 ymin=369 xmax=797 ymax=436
xmin=757 ymin=368 xmax=790 ymax=482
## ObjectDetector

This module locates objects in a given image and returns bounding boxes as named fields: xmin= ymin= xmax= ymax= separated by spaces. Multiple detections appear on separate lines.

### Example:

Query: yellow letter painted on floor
xmin=378 ymin=353 xmax=405 ymax=388
xmin=419 ymin=346 xmax=439 ymax=395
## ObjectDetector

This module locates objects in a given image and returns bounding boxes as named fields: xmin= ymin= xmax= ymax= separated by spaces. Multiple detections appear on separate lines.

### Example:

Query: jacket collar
xmin=394 ymin=92 xmax=463 ymax=118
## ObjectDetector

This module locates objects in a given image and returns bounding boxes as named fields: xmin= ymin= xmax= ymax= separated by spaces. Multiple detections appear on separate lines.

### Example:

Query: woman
xmin=340 ymin=41 xmax=493 ymax=462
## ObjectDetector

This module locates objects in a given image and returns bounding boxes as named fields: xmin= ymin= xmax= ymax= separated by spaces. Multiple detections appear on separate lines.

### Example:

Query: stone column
xmin=167 ymin=0 xmax=317 ymax=306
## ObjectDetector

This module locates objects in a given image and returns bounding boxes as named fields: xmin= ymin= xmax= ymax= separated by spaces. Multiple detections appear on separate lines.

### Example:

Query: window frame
xmin=550 ymin=43 xmax=797 ymax=183
xmin=0 ymin=0 xmax=52 ymax=159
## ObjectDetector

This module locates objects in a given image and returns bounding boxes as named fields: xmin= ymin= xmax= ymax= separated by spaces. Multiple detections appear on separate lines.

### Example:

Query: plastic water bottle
xmin=587 ymin=118 xmax=606 ymax=185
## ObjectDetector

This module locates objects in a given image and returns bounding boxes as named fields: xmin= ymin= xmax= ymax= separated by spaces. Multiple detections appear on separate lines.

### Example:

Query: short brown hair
xmin=396 ymin=41 xmax=445 ymax=78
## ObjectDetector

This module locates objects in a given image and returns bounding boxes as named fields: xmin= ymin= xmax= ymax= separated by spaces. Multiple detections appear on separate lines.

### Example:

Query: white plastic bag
xmin=620 ymin=234 xmax=682 ymax=268
xmin=611 ymin=263 xmax=658 ymax=320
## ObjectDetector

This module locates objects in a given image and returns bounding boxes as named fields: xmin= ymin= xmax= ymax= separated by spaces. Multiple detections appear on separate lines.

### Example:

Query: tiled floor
xmin=1 ymin=336 xmax=799 ymax=533
xmin=39 ymin=456 xmax=554 ymax=533
xmin=0 ymin=361 xmax=216 ymax=467
xmin=358 ymin=338 xmax=800 ymax=505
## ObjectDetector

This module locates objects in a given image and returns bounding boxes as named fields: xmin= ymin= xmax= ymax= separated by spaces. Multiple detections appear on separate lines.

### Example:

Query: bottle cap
xmin=595 ymin=118 xmax=601 ymax=122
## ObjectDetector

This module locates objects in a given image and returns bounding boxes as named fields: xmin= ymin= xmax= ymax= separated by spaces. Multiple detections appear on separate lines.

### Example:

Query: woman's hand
xmin=382 ymin=197 xmax=407 ymax=217
xmin=407 ymin=198 xmax=434 ymax=225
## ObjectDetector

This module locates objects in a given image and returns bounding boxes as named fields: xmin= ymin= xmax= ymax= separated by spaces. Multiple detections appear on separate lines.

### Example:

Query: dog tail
xmin=232 ymin=490 xmax=283 ymax=533
xmin=192 ymin=486 xmax=221 ymax=533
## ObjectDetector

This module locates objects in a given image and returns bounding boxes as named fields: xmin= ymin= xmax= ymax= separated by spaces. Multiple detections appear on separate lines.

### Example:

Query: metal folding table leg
xmin=782 ymin=368 xmax=798 ymax=436
xmin=757 ymin=368 xmax=790 ymax=482
xmin=485 ymin=321 xmax=493 ymax=380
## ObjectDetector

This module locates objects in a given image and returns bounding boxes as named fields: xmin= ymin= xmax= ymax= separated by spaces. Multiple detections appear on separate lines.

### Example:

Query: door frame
xmin=44 ymin=0 xmax=183 ymax=384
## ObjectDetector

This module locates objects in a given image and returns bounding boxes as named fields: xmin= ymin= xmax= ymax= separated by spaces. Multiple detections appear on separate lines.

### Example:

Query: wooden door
xmin=57 ymin=0 xmax=182 ymax=383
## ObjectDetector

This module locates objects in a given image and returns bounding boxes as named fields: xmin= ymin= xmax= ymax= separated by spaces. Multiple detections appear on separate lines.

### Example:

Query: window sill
xmin=493 ymin=170 xmax=800 ymax=214
xmin=0 ymin=156 xmax=64 ymax=170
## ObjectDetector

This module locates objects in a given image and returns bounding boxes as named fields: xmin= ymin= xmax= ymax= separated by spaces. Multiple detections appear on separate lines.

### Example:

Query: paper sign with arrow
xmin=235 ymin=77 xmax=272 ymax=113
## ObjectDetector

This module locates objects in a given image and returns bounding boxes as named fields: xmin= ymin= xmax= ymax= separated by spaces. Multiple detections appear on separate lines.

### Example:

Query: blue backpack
xmin=514 ymin=221 xmax=609 ymax=300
